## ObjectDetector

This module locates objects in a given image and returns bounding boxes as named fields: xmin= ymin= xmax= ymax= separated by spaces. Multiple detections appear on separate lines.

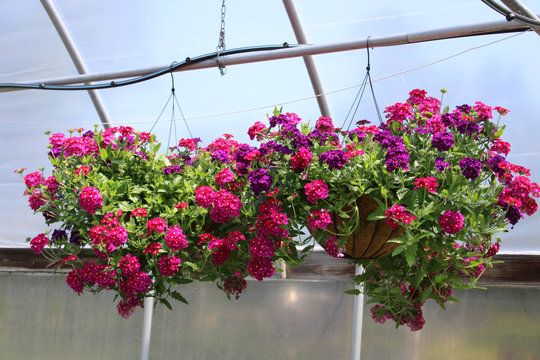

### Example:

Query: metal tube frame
xmin=282 ymin=0 xmax=332 ymax=118
xmin=0 ymin=16 xmax=533 ymax=93
xmin=40 ymin=0 xmax=112 ymax=128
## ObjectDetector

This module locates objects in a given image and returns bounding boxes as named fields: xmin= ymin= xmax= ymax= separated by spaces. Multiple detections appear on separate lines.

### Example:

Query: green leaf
xmin=170 ymin=291 xmax=189 ymax=304
xmin=405 ymin=243 xmax=418 ymax=267
xmin=159 ymin=298 xmax=173 ymax=310
xmin=345 ymin=289 xmax=361 ymax=295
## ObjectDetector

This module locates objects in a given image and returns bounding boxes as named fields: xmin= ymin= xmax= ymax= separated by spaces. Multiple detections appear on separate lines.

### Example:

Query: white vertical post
xmin=350 ymin=265 xmax=364 ymax=360
xmin=140 ymin=295 xmax=154 ymax=360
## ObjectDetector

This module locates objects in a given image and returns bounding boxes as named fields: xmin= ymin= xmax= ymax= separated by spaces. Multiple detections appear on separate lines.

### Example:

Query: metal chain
xmin=216 ymin=0 xmax=227 ymax=76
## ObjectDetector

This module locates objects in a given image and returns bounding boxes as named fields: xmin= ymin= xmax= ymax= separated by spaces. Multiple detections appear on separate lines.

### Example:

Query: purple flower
xmin=248 ymin=168 xmax=273 ymax=196
xmin=51 ymin=229 xmax=68 ymax=244
xmin=486 ymin=155 xmax=506 ymax=178
xmin=82 ymin=130 xmax=94 ymax=138
xmin=505 ymin=205 xmax=522 ymax=225
xmin=459 ymin=157 xmax=482 ymax=179
xmin=211 ymin=150 xmax=231 ymax=164
xmin=457 ymin=104 xmax=472 ymax=113
xmin=435 ymin=157 xmax=450 ymax=171
xmin=162 ymin=166 xmax=183 ymax=175
xmin=457 ymin=119 xmax=480 ymax=136
xmin=431 ymin=132 xmax=454 ymax=152
xmin=440 ymin=112 xmax=460 ymax=127
xmin=385 ymin=146 xmax=410 ymax=172
xmin=70 ymin=230 xmax=83 ymax=245
xmin=319 ymin=150 xmax=347 ymax=170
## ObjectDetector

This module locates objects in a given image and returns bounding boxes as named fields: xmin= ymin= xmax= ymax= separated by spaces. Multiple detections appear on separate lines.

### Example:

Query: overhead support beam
xmin=0 ymin=16 xmax=533 ymax=93
xmin=282 ymin=0 xmax=331 ymax=118
xmin=40 ymin=0 xmax=112 ymax=128
xmin=500 ymin=0 xmax=540 ymax=35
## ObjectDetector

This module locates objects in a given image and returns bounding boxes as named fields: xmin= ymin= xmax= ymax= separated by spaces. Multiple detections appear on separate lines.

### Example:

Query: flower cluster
xmin=20 ymin=90 xmax=538 ymax=331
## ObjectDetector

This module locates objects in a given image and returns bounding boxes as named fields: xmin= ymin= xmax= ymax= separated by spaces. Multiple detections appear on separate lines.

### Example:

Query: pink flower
xmin=118 ymin=254 xmax=141 ymax=275
xmin=66 ymin=269 xmax=84 ymax=293
xmin=74 ymin=165 xmax=91 ymax=177
xmin=438 ymin=210 xmax=465 ymax=234
xmin=248 ymin=256 xmax=275 ymax=281
xmin=414 ymin=176 xmax=438 ymax=193
xmin=165 ymin=225 xmax=188 ymax=251
xmin=315 ymin=116 xmax=335 ymax=133
xmin=195 ymin=186 xmax=215 ymax=208
xmin=96 ymin=264 xmax=116 ymax=289
xmin=174 ymin=202 xmax=188 ymax=210
xmin=494 ymin=106 xmax=510 ymax=116
xmin=291 ymin=147 xmax=312 ymax=171
xmin=131 ymin=208 xmax=148 ymax=217
xmin=79 ymin=186 xmax=103 ymax=215
xmin=23 ymin=171 xmax=44 ymax=188
xmin=28 ymin=190 xmax=46 ymax=211
xmin=146 ymin=217 xmax=167 ymax=235
xmin=215 ymin=168 xmax=235 ymax=187
xmin=325 ymin=236 xmax=344 ymax=258
xmin=143 ymin=242 xmax=162 ymax=254
xmin=210 ymin=189 xmax=243 ymax=223
xmin=80 ymin=262 xmax=99 ymax=284
xmin=178 ymin=138 xmax=197 ymax=151
xmin=30 ymin=233 xmax=49 ymax=254
xmin=44 ymin=176 xmax=59 ymax=194
xmin=385 ymin=205 xmax=417 ymax=229
xmin=490 ymin=139 xmax=511 ymax=156
xmin=117 ymin=297 xmax=142 ymax=319
xmin=224 ymin=272 xmax=247 ymax=300
xmin=247 ymin=121 xmax=267 ymax=141
xmin=304 ymin=180 xmax=329 ymax=204
xmin=307 ymin=209 xmax=333 ymax=229
xmin=158 ymin=255 xmax=181 ymax=276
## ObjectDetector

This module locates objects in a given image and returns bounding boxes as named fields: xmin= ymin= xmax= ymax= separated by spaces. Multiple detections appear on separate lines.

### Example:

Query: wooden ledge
xmin=1 ymin=248 xmax=540 ymax=285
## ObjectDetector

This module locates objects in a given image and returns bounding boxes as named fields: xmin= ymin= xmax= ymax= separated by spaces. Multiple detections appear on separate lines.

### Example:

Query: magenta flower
xmin=165 ymin=225 xmax=188 ymax=251
xmin=290 ymin=147 xmax=312 ymax=171
xmin=79 ymin=186 xmax=103 ymax=215
xmin=215 ymin=168 xmax=235 ymax=187
xmin=146 ymin=217 xmax=167 ymax=235
xmin=118 ymin=254 xmax=141 ymax=275
xmin=307 ymin=209 xmax=333 ymax=230
xmin=30 ymin=233 xmax=49 ymax=254
xmin=23 ymin=171 xmax=44 ymax=188
xmin=158 ymin=255 xmax=181 ymax=276
xmin=195 ymin=186 xmax=215 ymax=208
xmin=414 ymin=177 xmax=438 ymax=193
xmin=66 ymin=269 xmax=84 ymax=293
xmin=304 ymin=179 xmax=329 ymax=204
xmin=117 ymin=297 xmax=142 ymax=319
xmin=247 ymin=121 xmax=267 ymax=141
xmin=315 ymin=116 xmax=335 ymax=133
xmin=385 ymin=205 xmax=417 ymax=229
xmin=210 ymin=189 xmax=243 ymax=223
xmin=438 ymin=210 xmax=465 ymax=234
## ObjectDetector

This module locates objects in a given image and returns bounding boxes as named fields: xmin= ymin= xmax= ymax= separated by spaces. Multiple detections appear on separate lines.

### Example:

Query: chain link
xmin=216 ymin=0 xmax=227 ymax=76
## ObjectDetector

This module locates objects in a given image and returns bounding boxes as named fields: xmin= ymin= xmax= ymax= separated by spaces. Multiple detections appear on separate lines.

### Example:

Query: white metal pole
xmin=282 ymin=0 xmax=332 ymax=118
xmin=140 ymin=295 xmax=154 ymax=360
xmin=39 ymin=0 xmax=113 ymax=128
xmin=0 ymin=16 xmax=532 ymax=93
xmin=350 ymin=265 xmax=364 ymax=360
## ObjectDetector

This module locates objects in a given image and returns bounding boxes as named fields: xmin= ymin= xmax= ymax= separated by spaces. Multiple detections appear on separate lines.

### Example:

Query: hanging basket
xmin=321 ymin=195 xmax=405 ymax=259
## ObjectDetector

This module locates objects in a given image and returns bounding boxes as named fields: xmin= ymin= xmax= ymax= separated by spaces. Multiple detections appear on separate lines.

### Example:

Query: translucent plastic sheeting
xmin=0 ymin=272 xmax=354 ymax=360
xmin=2 ymin=0 xmax=540 ymax=253
xmin=1 ymin=272 xmax=540 ymax=359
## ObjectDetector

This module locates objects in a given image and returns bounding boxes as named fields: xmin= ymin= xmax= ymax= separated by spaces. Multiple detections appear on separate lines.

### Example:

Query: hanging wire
xmin=150 ymin=64 xmax=194 ymax=149
xmin=341 ymin=37 xmax=384 ymax=131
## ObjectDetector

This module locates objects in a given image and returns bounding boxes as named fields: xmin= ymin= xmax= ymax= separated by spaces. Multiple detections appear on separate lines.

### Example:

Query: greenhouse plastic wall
xmin=1 ymin=272 xmax=539 ymax=360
